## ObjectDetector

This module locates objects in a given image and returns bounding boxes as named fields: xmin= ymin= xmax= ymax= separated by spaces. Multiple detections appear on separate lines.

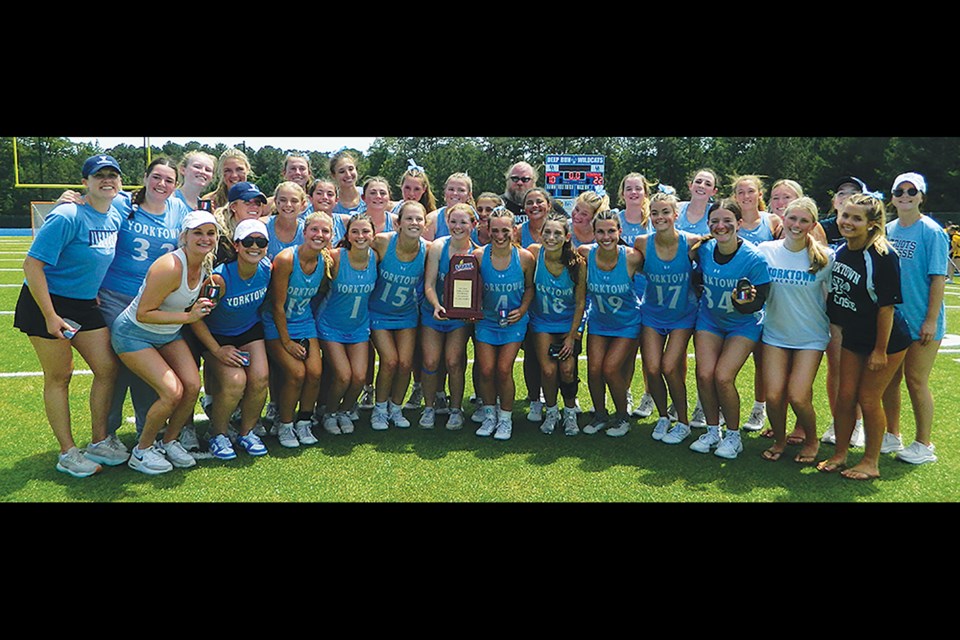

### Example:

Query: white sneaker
xmin=434 ymin=393 xmax=451 ymax=415
xmin=881 ymin=432 xmax=905 ymax=454
xmin=661 ymin=422 xmax=691 ymax=445
xmin=56 ymin=447 xmax=102 ymax=478
xmin=527 ymin=400 xmax=543 ymax=422
xmin=821 ymin=422 xmax=837 ymax=444
xmin=389 ymin=405 xmax=410 ymax=428
xmin=714 ymin=430 xmax=743 ymax=459
xmin=606 ymin=416 xmax=631 ymax=438
xmin=651 ymin=416 xmax=671 ymax=441
xmin=403 ymin=384 xmax=424 ymax=410
xmin=128 ymin=445 xmax=172 ymax=475
xmin=690 ymin=426 xmax=722 ymax=453
xmin=157 ymin=439 xmax=197 ymax=468
xmin=322 ymin=414 xmax=341 ymax=436
xmin=419 ymin=407 xmax=436 ymax=429
xmin=574 ymin=398 xmax=583 ymax=414
xmin=179 ymin=424 xmax=200 ymax=452
xmin=294 ymin=419 xmax=318 ymax=444
xmin=667 ymin=404 xmax=678 ymax=423
xmin=371 ymin=408 xmax=390 ymax=431
xmin=252 ymin=423 xmax=267 ymax=438
xmin=337 ymin=412 xmax=355 ymax=435
xmin=743 ymin=403 xmax=766 ymax=431
xmin=493 ymin=419 xmax=513 ymax=441
xmin=348 ymin=404 xmax=360 ymax=421
xmin=849 ymin=420 xmax=865 ymax=447
xmin=475 ymin=409 xmax=496 ymax=437
xmin=107 ymin=433 xmax=128 ymax=455
xmin=358 ymin=385 xmax=375 ymax=410
xmin=540 ymin=407 xmax=559 ymax=435
xmin=690 ymin=401 xmax=707 ymax=428
xmin=896 ymin=440 xmax=938 ymax=464
xmin=632 ymin=392 xmax=655 ymax=418
xmin=276 ymin=423 xmax=300 ymax=448
xmin=562 ymin=408 xmax=579 ymax=436
xmin=84 ymin=438 xmax=129 ymax=466
xmin=582 ymin=413 xmax=608 ymax=435
xmin=446 ymin=409 xmax=465 ymax=431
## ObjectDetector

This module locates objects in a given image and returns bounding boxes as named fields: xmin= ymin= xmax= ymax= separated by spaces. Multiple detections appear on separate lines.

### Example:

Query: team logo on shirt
xmin=89 ymin=229 xmax=118 ymax=250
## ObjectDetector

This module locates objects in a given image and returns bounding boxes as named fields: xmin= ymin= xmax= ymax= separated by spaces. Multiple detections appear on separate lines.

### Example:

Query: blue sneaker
xmin=237 ymin=432 xmax=268 ymax=456
xmin=209 ymin=433 xmax=237 ymax=460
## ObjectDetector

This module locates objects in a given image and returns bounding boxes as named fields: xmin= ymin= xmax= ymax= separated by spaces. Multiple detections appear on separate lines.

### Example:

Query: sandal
xmin=761 ymin=447 xmax=783 ymax=462
xmin=817 ymin=459 xmax=846 ymax=473
xmin=841 ymin=468 xmax=880 ymax=481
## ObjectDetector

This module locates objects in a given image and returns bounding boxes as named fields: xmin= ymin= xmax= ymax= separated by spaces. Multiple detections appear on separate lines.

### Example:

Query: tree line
xmin=3 ymin=136 xmax=958 ymax=227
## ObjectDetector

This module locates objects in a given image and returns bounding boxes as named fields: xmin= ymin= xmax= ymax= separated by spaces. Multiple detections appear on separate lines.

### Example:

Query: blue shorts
xmin=474 ymin=319 xmax=527 ymax=346
xmin=695 ymin=310 xmax=763 ymax=342
xmin=642 ymin=306 xmax=697 ymax=334
xmin=420 ymin=308 xmax=467 ymax=333
xmin=370 ymin=310 xmax=419 ymax=331
xmin=262 ymin=312 xmax=317 ymax=341
xmin=316 ymin=320 xmax=370 ymax=345
xmin=110 ymin=313 xmax=182 ymax=354
xmin=587 ymin=317 xmax=641 ymax=339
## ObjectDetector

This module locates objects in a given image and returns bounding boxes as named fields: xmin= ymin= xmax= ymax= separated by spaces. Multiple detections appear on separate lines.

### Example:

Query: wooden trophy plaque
xmin=443 ymin=253 xmax=483 ymax=320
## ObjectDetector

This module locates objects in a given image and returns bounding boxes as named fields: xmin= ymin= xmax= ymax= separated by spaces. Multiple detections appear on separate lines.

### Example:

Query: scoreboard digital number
xmin=545 ymin=155 xmax=605 ymax=211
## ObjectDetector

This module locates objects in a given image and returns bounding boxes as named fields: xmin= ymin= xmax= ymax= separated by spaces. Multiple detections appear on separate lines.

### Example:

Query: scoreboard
xmin=544 ymin=154 xmax=605 ymax=213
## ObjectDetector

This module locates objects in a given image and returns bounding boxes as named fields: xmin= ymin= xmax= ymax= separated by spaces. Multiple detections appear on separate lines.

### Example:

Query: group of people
xmin=16 ymin=148 xmax=948 ymax=483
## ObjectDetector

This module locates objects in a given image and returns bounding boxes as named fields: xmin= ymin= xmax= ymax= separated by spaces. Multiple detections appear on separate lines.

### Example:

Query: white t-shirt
xmin=756 ymin=239 xmax=834 ymax=350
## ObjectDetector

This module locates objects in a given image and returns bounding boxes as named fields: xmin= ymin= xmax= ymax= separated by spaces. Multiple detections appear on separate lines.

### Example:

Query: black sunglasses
xmin=892 ymin=187 xmax=919 ymax=197
xmin=510 ymin=176 xmax=533 ymax=183
xmin=238 ymin=236 xmax=268 ymax=248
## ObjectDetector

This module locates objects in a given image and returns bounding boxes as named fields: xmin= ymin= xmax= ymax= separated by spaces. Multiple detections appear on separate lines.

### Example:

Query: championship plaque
xmin=443 ymin=254 xmax=483 ymax=320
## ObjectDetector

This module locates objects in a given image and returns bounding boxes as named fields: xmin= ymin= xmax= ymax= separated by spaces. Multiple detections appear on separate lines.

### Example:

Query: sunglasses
xmin=893 ymin=187 xmax=919 ymax=197
xmin=238 ymin=236 xmax=268 ymax=248
xmin=509 ymin=176 xmax=533 ymax=183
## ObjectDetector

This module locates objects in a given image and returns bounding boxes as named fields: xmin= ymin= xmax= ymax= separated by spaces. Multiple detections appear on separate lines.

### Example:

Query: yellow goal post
xmin=11 ymin=137 xmax=151 ymax=189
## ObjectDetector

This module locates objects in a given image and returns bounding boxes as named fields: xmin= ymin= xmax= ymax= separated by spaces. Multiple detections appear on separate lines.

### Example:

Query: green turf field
xmin=1 ymin=235 xmax=957 ymax=503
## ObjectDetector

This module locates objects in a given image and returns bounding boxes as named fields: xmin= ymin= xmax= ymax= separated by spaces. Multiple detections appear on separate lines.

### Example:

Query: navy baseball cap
xmin=228 ymin=181 xmax=267 ymax=204
xmin=82 ymin=154 xmax=122 ymax=178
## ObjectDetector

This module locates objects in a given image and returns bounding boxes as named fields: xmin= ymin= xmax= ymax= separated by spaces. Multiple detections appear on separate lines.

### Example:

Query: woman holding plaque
xmin=419 ymin=203 xmax=479 ymax=429
xmin=472 ymin=208 xmax=535 ymax=441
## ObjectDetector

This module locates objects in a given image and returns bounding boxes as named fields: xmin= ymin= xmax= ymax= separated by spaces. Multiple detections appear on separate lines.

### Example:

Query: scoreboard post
xmin=544 ymin=154 xmax=606 ymax=215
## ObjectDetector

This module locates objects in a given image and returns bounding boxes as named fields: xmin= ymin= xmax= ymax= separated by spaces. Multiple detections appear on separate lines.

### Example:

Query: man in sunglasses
xmin=502 ymin=161 xmax=538 ymax=223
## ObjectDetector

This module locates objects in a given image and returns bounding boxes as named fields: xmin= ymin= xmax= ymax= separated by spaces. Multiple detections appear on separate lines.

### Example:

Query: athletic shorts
xmin=695 ymin=310 xmax=763 ymax=342
xmin=474 ymin=320 xmax=527 ymax=346
xmin=14 ymin=284 xmax=107 ymax=339
xmin=210 ymin=323 xmax=265 ymax=348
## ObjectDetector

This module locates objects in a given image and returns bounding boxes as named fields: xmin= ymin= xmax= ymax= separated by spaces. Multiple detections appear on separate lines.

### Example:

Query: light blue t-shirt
xmin=100 ymin=198 xmax=191 ymax=296
xmin=27 ymin=201 xmax=122 ymax=299
xmin=886 ymin=215 xmax=949 ymax=341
